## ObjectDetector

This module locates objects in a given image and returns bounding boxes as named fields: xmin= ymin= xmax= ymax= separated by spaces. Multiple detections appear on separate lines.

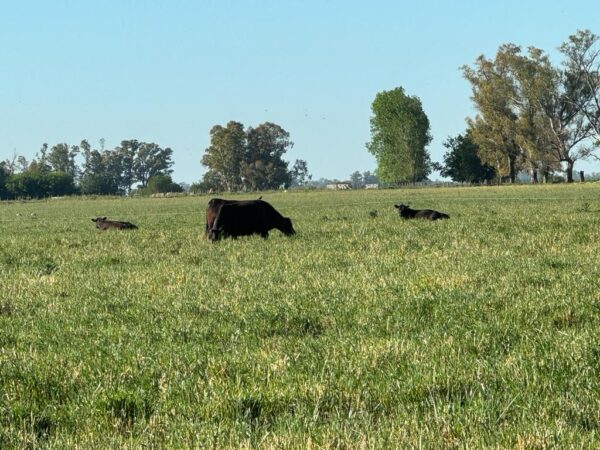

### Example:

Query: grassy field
xmin=1 ymin=184 xmax=599 ymax=448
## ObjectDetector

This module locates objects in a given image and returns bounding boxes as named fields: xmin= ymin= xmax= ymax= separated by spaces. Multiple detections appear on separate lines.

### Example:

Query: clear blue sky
xmin=1 ymin=0 xmax=599 ymax=183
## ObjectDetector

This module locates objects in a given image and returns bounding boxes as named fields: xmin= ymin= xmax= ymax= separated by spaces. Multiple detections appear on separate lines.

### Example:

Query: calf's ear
xmin=394 ymin=204 xmax=399 ymax=208
xmin=91 ymin=218 xmax=97 ymax=222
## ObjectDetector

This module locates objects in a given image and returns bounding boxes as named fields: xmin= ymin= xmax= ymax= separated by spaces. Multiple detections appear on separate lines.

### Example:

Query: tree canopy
xmin=290 ymin=159 xmax=311 ymax=187
xmin=201 ymin=121 xmax=294 ymax=191
xmin=1 ymin=138 xmax=176 ymax=199
xmin=137 ymin=174 xmax=183 ymax=195
xmin=462 ymin=30 xmax=599 ymax=182
xmin=366 ymin=87 xmax=432 ymax=184
xmin=439 ymin=132 xmax=495 ymax=183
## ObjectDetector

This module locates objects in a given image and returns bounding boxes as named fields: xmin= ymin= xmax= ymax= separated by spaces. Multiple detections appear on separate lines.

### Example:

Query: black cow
xmin=206 ymin=198 xmax=295 ymax=241
xmin=91 ymin=217 xmax=138 ymax=230
xmin=394 ymin=204 xmax=449 ymax=220
xmin=204 ymin=196 xmax=262 ymax=238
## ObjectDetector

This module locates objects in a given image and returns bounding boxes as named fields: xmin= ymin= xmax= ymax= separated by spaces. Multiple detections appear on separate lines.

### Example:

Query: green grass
xmin=1 ymin=185 xmax=599 ymax=448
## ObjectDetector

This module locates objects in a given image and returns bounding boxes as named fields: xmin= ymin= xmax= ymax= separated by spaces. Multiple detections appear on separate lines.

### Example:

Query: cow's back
xmin=414 ymin=209 xmax=449 ymax=220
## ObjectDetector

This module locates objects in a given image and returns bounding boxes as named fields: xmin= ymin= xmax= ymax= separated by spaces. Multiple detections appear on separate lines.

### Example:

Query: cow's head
xmin=207 ymin=227 xmax=222 ymax=242
xmin=281 ymin=217 xmax=296 ymax=236
xmin=91 ymin=217 xmax=107 ymax=223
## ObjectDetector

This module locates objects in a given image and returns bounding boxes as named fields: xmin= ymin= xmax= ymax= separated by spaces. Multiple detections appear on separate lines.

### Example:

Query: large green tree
xmin=115 ymin=140 xmax=140 ymax=193
xmin=80 ymin=139 xmax=175 ymax=193
xmin=201 ymin=121 xmax=246 ymax=191
xmin=524 ymin=45 xmax=595 ymax=182
xmin=440 ymin=132 xmax=495 ymax=183
xmin=79 ymin=149 xmax=119 ymax=195
xmin=138 ymin=174 xmax=183 ymax=195
xmin=242 ymin=122 xmax=292 ymax=190
xmin=349 ymin=171 xmax=363 ymax=188
xmin=79 ymin=140 xmax=120 ymax=195
xmin=133 ymin=142 xmax=174 ymax=188
xmin=47 ymin=143 xmax=79 ymax=177
xmin=463 ymin=34 xmax=598 ymax=182
xmin=197 ymin=170 xmax=226 ymax=193
xmin=366 ymin=87 xmax=432 ymax=184
xmin=0 ymin=162 xmax=9 ymax=199
xmin=201 ymin=121 xmax=293 ymax=191
xmin=462 ymin=51 xmax=523 ymax=183
xmin=560 ymin=29 xmax=600 ymax=155
xmin=290 ymin=159 xmax=311 ymax=187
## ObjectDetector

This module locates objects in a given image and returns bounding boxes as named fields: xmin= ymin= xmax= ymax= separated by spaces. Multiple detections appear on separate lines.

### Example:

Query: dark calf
xmin=394 ymin=204 xmax=449 ymax=220
xmin=92 ymin=217 xmax=138 ymax=230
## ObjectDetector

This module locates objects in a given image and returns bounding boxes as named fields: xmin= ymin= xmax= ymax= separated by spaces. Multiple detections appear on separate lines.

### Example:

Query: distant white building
xmin=365 ymin=184 xmax=379 ymax=189
xmin=326 ymin=183 xmax=351 ymax=190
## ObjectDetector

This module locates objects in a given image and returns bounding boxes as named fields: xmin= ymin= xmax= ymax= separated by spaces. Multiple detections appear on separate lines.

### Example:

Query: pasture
xmin=0 ymin=185 xmax=599 ymax=448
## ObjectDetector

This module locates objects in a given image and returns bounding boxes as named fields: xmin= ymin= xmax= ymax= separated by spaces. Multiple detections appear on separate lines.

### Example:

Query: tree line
xmin=196 ymin=121 xmax=310 ymax=192
xmin=2 ymin=30 xmax=598 ymax=198
xmin=368 ymin=29 xmax=600 ymax=184
xmin=0 ymin=140 xmax=176 ymax=199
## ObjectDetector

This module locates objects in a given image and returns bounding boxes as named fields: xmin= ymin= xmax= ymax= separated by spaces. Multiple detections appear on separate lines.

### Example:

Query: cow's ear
xmin=102 ymin=217 xmax=107 ymax=221
xmin=91 ymin=218 xmax=97 ymax=222
xmin=394 ymin=204 xmax=399 ymax=208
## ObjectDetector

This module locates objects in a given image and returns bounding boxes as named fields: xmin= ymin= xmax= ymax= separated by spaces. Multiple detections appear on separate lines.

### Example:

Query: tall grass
xmin=1 ymin=184 xmax=599 ymax=448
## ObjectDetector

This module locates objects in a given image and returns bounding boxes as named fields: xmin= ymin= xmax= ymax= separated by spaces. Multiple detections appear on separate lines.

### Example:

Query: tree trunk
xmin=542 ymin=168 xmax=550 ymax=184
xmin=508 ymin=155 xmax=516 ymax=183
xmin=530 ymin=169 xmax=538 ymax=184
xmin=565 ymin=161 xmax=574 ymax=183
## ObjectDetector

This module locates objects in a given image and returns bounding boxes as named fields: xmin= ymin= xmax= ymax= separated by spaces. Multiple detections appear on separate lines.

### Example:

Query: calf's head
xmin=394 ymin=204 xmax=409 ymax=214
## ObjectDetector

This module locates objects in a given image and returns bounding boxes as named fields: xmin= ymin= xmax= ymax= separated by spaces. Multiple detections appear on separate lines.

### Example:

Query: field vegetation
xmin=1 ymin=185 xmax=599 ymax=448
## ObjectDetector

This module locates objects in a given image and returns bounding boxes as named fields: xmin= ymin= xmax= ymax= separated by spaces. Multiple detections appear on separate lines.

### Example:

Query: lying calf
xmin=394 ymin=204 xmax=449 ymax=220
xmin=91 ymin=217 xmax=138 ymax=230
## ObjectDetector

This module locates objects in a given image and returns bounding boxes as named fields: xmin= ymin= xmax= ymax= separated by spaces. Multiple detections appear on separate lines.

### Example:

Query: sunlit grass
xmin=1 ymin=184 xmax=599 ymax=448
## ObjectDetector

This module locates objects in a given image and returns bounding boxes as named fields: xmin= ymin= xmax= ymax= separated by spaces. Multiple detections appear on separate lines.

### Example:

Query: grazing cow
xmin=394 ymin=204 xmax=449 ymax=220
xmin=204 ymin=196 xmax=262 ymax=238
xmin=206 ymin=198 xmax=295 ymax=241
xmin=91 ymin=217 xmax=138 ymax=230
